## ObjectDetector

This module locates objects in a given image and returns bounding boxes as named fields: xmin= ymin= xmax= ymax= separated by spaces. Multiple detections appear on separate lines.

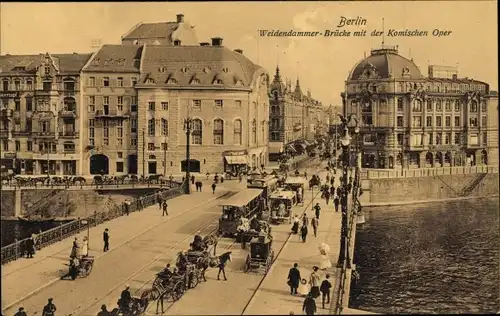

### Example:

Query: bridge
xmin=1 ymin=160 xmax=365 ymax=315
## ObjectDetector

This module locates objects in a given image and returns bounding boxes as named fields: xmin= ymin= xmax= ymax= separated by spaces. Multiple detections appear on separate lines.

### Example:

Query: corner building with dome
xmin=342 ymin=45 xmax=498 ymax=170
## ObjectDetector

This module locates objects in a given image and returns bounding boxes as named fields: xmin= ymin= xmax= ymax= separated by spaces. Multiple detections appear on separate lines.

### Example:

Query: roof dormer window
xmin=214 ymin=79 xmax=223 ymax=85
xmin=167 ymin=78 xmax=178 ymax=84
xmin=235 ymin=80 xmax=243 ymax=86
xmin=174 ymin=40 xmax=181 ymax=46
xmin=159 ymin=67 xmax=166 ymax=73
xmin=181 ymin=67 xmax=189 ymax=73
xmin=92 ymin=58 xmax=100 ymax=66
xmin=146 ymin=77 xmax=155 ymax=84
xmin=222 ymin=68 xmax=229 ymax=73
xmin=191 ymin=79 xmax=201 ymax=85
xmin=203 ymin=67 xmax=211 ymax=74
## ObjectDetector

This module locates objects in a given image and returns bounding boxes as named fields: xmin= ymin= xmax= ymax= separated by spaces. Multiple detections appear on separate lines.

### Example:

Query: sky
xmin=0 ymin=1 xmax=497 ymax=105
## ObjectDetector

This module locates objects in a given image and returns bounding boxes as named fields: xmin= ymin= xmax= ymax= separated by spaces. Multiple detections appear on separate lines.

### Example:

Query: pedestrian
xmin=314 ymin=203 xmax=321 ymax=220
xmin=302 ymin=213 xmax=309 ymax=227
xmin=329 ymin=185 xmax=335 ymax=197
xmin=191 ymin=175 xmax=195 ymax=185
xmin=311 ymin=217 xmax=319 ymax=237
xmin=336 ymin=187 xmax=341 ymax=197
xmin=119 ymin=285 xmax=132 ymax=314
xmin=211 ymin=182 xmax=216 ymax=194
xmin=291 ymin=215 xmax=299 ymax=234
xmin=238 ymin=173 xmax=243 ymax=182
xmin=330 ymin=177 xmax=334 ymax=186
xmin=320 ymin=274 xmax=332 ymax=309
xmin=287 ymin=263 xmax=301 ymax=295
xmin=162 ymin=201 xmax=168 ymax=216
xmin=206 ymin=172 xmax=210 ymax=180
xmin=169 ymin=174 xmax=173 ymax=186
xmin=70 ymin=237 xmax=80 ymax=259
xmin=318 ymin=243 xmax=332 ymax=270
xmin=198 ymin=181 xmax=203 ymax=192
xmin=103 ymin=228 xmax=109 ymax=252
xmin=324 ymin=189 xmax=331 ymax=205
xmin=309 ymin=266 xmax=321 ymax=299
xmin=97 ymin=304 xmax=110 ymax=316
xmin=297 ymin=278 xmax=310 ymax=297
xmin=325 ymin=174 xmax=330 ymax=184
xmin=302 ymin=293 xmax=317 ymax=315
xmin=333 ymin=196 xmax=340 ymax=212
xmin=304 ymin=171 xmax=308 ymax=180
xmin=60 ymin=258 xmax=78 ymax=280
xmin=300 ymin=224 xmax=308 ymax=243
xmin=14 ymin=307 xmax=27 ymax=316
xmin=25 ymin=236 xmax=35 ymax=258
xmin=82 ymin=236 xmax=89 ymax=257
xmin=42 ymin=298 xmax=57 ymax=316
xmin=158 ymin=196 xmax=162 ymax=209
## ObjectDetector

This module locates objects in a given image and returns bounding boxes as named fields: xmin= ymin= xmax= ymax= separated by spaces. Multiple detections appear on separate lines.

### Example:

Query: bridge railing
xmin=1 ymin=182 xmax=183 ymax=265
xmin=363 ymin=165 xmax=498 ymax=179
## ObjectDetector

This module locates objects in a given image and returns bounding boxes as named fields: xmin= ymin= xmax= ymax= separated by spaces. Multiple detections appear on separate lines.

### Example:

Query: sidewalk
xmin=1 ymin=188 xmax=230 ymax=311
xmin=243 ymin=171 xmax=342 ymax=315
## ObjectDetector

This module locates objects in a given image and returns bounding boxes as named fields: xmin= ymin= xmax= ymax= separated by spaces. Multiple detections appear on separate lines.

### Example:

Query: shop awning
xmin=268 ymin=142 xmax=284 ymax=154
xmin=225 ymin=155 xmax=248 ymax=165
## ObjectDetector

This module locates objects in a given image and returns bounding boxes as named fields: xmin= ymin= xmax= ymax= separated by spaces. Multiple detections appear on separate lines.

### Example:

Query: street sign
xmin=4 ymin=153 xmax=16 ymax=159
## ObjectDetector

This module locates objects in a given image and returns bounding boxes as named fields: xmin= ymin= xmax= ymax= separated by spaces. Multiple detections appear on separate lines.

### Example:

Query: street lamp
xmin=183 ymin=118 xmax=193 ymax=194
xmin=336 ymin=114 xmax=359 ymax=269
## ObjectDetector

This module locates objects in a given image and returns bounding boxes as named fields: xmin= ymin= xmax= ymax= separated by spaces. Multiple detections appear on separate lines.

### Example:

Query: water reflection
xmin=350 ymin=197 xmax=499 ymax=314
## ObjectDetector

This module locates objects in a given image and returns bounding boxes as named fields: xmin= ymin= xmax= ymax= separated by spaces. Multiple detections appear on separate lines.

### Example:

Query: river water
xmin=350 ymin=197 xmax=500 ymax=314
xmin=0 ymin=220 xmax=63 ymax=247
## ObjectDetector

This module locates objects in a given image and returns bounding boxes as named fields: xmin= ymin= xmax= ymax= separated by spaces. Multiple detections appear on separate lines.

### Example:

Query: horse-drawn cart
xmin=78 ymin=255 xmax=95 ymax=277
xmin=244 ymin=234 xmax=274 ymax=274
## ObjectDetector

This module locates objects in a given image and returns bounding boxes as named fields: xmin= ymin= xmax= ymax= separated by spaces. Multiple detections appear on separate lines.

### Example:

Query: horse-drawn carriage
xmin=62 ymin=255 xmax=95 ymax=280
xmin=151 ymin=264 xmax=198 ymax=302
xmin=282 ymin=177 xmax=306 ymax=206
xmin=244 ymin=234 xmax=274 ymax=274
xmin=269 ymin=190 xmax=296 ymax=224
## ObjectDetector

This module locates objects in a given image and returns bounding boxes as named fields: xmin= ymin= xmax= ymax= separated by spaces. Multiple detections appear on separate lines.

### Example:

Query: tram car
xmin=218 ymin=189 xmax=264 ymax=237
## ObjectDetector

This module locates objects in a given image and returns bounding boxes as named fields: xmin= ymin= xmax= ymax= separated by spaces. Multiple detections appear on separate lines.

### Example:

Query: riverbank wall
xmin=358 ymin=167 xmax=499 ymax=206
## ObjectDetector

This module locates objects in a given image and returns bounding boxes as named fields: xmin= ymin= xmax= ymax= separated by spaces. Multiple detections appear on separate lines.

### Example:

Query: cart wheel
xmin=171 ymin=281 xmax=184 ymax=301
xmin=78 ymin=267 xmax=87 ymax=278
xmin=152 ymin=277 xmax=163 ymax=291
xmin=189 ymin=271 xmax=199 ymax=289
xmin=84 ymin=261 xmax=93 ymax=276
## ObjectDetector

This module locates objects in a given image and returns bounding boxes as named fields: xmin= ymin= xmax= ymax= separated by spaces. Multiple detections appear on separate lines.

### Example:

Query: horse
xmin=72 ymin=176 xmax=86 ymax=186
xmin=196 ymin=251 xmax=232 ymax=282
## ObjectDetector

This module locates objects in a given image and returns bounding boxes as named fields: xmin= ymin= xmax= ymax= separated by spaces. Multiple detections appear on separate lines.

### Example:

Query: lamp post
xmin=183 ymin=118 xmax=193 ymax=194
xmin=336 ymin=114 xmax=359 ymax=269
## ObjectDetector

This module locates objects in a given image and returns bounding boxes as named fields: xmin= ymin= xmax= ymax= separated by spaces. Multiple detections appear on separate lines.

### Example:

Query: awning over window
xmin=268 ymin=142 xmax=284 ymax=154
xmin=225 ymin=155 xmax=248 ymax=165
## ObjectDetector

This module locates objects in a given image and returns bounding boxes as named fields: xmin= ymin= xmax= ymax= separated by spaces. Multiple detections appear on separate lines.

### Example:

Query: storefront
xmin=268 ymin=142 xmax=284 ymax=162
xmin=223 ymin=150 xmax=248 ymax=174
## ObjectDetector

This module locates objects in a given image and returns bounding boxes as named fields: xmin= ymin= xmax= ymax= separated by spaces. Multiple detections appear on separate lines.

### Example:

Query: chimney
xmin=200 ymin=42 xmax=210 ymax=46
xmin=211 ymin=37 xmax=223 ymax=46
xmin=234 ymin=49 xmax=243 ymax=54
xmin=176 ymin=14 xmax=184 ymax=23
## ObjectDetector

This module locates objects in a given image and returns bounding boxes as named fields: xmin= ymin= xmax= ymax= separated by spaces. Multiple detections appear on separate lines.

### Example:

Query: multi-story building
xmin=342 ymin=45 xmax=498 ymax=169
xmin=268 ymin=66 xmax=324 ymax=159
xmin=0 ymin=53 xmax=91 ymax=175
xmin=135 ymin=37 xmax=269 ymax=176
xmin=80 ymin=45 xmax=143 ymax=175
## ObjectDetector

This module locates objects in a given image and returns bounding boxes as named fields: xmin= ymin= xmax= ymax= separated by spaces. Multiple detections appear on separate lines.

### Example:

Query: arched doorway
xmin=90 ymin=154 xmax=109 ymax=174
xmin=481 ymin=150 xmax=488 ymax=165
xmin=444 ymin=152 xmax=452 ymax=166
xmin=148 ymin=155 xmax=157 ymax=174
xmin=181 ymin=159 xmax=200 ymax=172
xmin=435 ymin=152 xmax=443 ymax=167
xmin=396 ymin=153 xmax=403 ymax=167
xmin=425 ymin=152 xmax=433 ymax=167
xmin=127 ymin=154 xmax=138 ymax=174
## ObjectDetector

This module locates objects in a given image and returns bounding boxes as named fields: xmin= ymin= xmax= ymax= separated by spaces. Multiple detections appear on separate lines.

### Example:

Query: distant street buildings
xmin=342 ymin=45 xmax=498 ymax=169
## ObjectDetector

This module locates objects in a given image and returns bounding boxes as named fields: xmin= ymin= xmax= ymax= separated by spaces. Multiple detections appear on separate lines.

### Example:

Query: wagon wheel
xmin=244 ymin=255 xmax=251 ymax=272
xmin=171 ymin=281 xmax=185 ymax=301
xmin=189 ymin=271 xmax=199 ymax=289
xmin=152 ymin=277 xmax=163 ymax=291
xmin=78 ymin=267 xmax=88 ymax=278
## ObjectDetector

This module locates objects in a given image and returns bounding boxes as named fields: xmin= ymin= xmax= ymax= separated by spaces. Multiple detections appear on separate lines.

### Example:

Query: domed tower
xmin=343 ymin=45 xmax=425 ymax=170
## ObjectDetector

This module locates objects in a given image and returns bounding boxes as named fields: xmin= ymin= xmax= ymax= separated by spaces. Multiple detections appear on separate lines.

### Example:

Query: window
xmin=233 ymin=119 xmax=242 ymax=145
xmin=412 ymin=100 xmax=422 ymax=112
xmin=117 ymin=77 xmax=123 ymax=87
xmin=362 ymin=115 xmax=373 ymax=125
xmin=161 ymin=143 xmax=168 ymax=151
xmin=454 ymin=116 xmax=460 ymax=127
xmin=130 ymin=119 xmax=137 ymax=133
xmin=445 ymin=100 xmax=452 ymax=112
xmin=192 ymin=119 xmax=202 ymax=145
xmin=214 ymin=100 xmax=223 ymax=109
xmin=481 ymin=100 xmax=487 ymax=112
xmin=469 ymin=134 xmax=478 ymax=145
xmin=454 ymin=132 xmax=461 ymax=145
xmin=116 ymin=162 xmax=124 ymax=173
xmin=117 ymin=121 xmax=123 ymax=138
xmin=161 ymin=102 xmax=168 ymax=111
xmin=362 ymin=100 xmax=372 ymax=112
xmin=470 ymin=101 xmax=478 ymax=112
xmin=397 ymin=98 xmax=403 ymax=112
xmin=454 ymin=100 xmax=460 ymax=112
xmin=88 ymin=119 xmax=95 ymax=144
xmin=192 ymin=100 xmax=201 ymax=110
xmin=103 ymin=96 xmax=109 ymax=105
xmin=148 ymin=119 xmax=155 ymax=136
xmin=252 ymin=119 xmax=257 ymax=144
xmin=103 ymin=120 xmax=109 ymax=145
xmin=2 ymin=80 xmax=9 ymax=91
xmin=64 ymin=142 xmax=75 ymax=152
xmin=445 ymin=116 xmax=451 ymax=127
xmin=436 ymin=133 xmax=442 ymax=145
xmin=26 ymin=80 xmax=33 ymax=90
xmin=117 ymin=96 xmax=123 ymax=111
xmin=131 ymin=96 xmax=137 ymax=112
xmin=63 ymin=81 xmax=75 ymax=91
xmin=15 ymin=99 xmax=20 ymax=111
xmin=436 ymin=100 xmax=442 ymax=111
xmin=131 ymin=138 xmax=137 ymax=147
xmin=148 ymin=143 xmax=155 ymax=151
xmin=15 ymin=140 xmax=20 ymax=151
xmin=148 ymin=102 xmax=155 ymax=111
xmin=426 ymin=116 xmax=432 ymax=127
xmin=27 ymin=141 xmax=32 ymax=151
xmin=26 ymin=119 xmax=32 ymax=132
xmin=469 ymin=117 xmax=478 ymax=127
xmin=14 ymin=80 xmax=21 ymax=90
xmin=235 ymin=100 xmax=242 ymax=108
xmin=25 ymin=98 xmax=32 ymax=111
xmin=43 ymin=81 xmax=51 ymax=91
xmin=44 ymin=66 xmax=51 ymax=75
xmin=89 ymin=77 xmax=95 ymax=86
xmin=2 ymin=140 xmax=8 ymax=151
xmin=213 ymin=119 xmax=224 ymax=145
xmin=482 ymin=132 xmax=487 ymax=145
xmin=103 ymin=77 xmax=109 ymax=87
xmin=397 ymin=133 xmax=403 ymax=146
xmin=412 ymin=116 xmax=422 ymax=127
xmin=428 ymin=132 xmax=433 ymax=145
xmin=117 ymin=139 xmax=123 ymax=147
xmin=39 ymin=121 xmax=50 ymax=133
xmin=481 ymin=116 xmax=487 ymax=127
xmin=397 ymin=116 xmax=403 ymax=127
xmin=161 ymin=119 xmax=168 ymax=136
xmin=132 ymin=77 xmax=137 ymax=86
xmin=445 ymin=133 xmax=451 ymax=145
xmin=436 ymin=116 xmax=442 ymax=127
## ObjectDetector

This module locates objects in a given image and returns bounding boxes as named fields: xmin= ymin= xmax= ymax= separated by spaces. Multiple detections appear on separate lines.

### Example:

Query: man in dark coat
xmin=42 ymin=298 xmax=56 ymax=316
xmin=14 ymin=307 xmax=27 ymax=316
xmin=103 ymin=228 xmax=109 ymax=252
xmin=25 ymin=237 xmax=35 ymax=258
xmin=211 ymin=182 xmax=216 ymax=194
xmin=300 ymin=224 xmax=308 ymax=243
xmin=162 ymin=201 xmax=168 ymax=216
xmin=314 ymin=203 xmax=321 ymax=220
xmin=302 ymin=293 xmax=317 ymax=315
xmin=287 ymin=263 xmax=301 ymax=295
xmin=119 ymin=285 xmax=132 ymax=313
xmin=320 ymin=274 xmax=332 ymax=309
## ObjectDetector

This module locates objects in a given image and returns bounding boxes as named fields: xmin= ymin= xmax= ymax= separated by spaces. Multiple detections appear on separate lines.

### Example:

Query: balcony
xmin=12 ymin=130 xmax=32 ymax=137
xmin=59 ymin=110 xmax=77 ymax=118
xmin=95 ymin=109 xmax=129 ymax=119
xmin=34 ymin=131 xmax=56 ymax=138
xmin=60 ymin=131 xmax=79 ymax=138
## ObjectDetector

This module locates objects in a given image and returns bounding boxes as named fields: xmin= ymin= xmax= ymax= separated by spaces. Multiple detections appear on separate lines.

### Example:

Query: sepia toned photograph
xmin=0 ymin=1 xmax=498 ymax=315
